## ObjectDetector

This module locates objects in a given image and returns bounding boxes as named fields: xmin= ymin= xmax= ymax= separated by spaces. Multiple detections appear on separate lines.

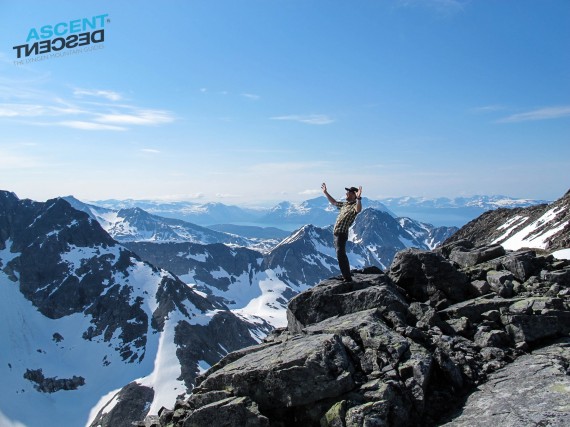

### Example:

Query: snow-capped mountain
xmin=86 ymin=194 xmax=548 ymax=229
xmin=380 ymin=194 xmax=550 ymax=209
xmin=124 ymin=208 xmax=457 ymax=332
xmin=63 ymin=196 xmax=255 ymax=247
xmin=351 ymin=208 xmax=457 ymax=268
xmin=443 ymin=189 xmax=570 ymax=253
xmin=91 ymin=196 xmax=395 ymax=229
xmin=379 ymin=195 xmax=551 ymax=227
xmin=0 ymin=191 xmax=269 ymax=427
xmin=90 ymin=198 xmax=264 ymax=226
xmin=260 ymin=196 xmax=395 ymax=227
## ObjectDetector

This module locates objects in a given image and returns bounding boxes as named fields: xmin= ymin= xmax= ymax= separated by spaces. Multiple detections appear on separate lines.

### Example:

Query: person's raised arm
xmin=321 ymin=182 xmax=337 ymax=205
xmin=356 ymin=186 xmax=363 ymax=212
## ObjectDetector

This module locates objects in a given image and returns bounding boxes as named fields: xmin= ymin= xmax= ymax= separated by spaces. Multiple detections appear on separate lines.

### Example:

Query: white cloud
xmin=57 ymin=121 xmax=126 ymax=131
xmin=96 ymin=109 xmax=175 ymax=126
xmin=73 ymin=88 xmax=123 ymax=101
xmin=0 ymin=103 xmax=45 ymax=117
xmin=215 ymin=193 xmax=241 ymax=199
xmin=0 ymin=102 xmax=83 ymax=118
xmin=498 ymin=106 xmax=570 ymax=123
xmin=299 ymin=189 xmax=321 ymax=196
xmin=241 ymin=93 xmax=260 ymax=100
xmin=141 ymin=148 xmax=160 ymax=153
xmin=0 ymin=80 xmax=175 ymax=131
xmin=270 ymin=114 xmax=334 ymax=125
xmin=471 ymin=105 xmax=506 ymax=113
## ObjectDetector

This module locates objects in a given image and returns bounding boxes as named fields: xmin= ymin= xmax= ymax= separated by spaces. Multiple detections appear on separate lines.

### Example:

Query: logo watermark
xmin=12 ymin=13 xmax=109 ymax=65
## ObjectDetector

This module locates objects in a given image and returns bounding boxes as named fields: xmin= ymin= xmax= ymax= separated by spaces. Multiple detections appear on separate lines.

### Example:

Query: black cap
xmin=345 ymin=187 xmax=358 ymax=193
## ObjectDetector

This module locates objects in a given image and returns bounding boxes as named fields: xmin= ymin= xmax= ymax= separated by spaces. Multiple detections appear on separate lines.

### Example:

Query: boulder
xmin=449 ymin=245 xmax=505 ymax=268
xmin=286 ymin=272 xmax=409 ymax=334
xmin=196 ymin=333 xmax=356 ymax=411
xmin=389 ymin=248 xmax=470 ymax=304
xmin=499 ymin=250 xmax=540 ymax=281
xmin=542 ymin=268 xmax=570 ymax=286
xmin=486 ymin=270 xmax=516 ymax=297
xmin=468 ymin=280 xmax=490 ymax=296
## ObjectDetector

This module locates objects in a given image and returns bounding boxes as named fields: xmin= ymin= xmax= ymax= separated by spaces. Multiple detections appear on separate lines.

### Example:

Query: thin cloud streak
xmin=498 ymin=106 xmax=570 ymax=123
xmin=241 ymin=93 xmax=260 ymax=100
xmin=57 ymin=121 xmax=126 ymax=131
xmin=471 ymin=105 xmax=506 ymax=113
xmin=270 ymin=114 xmax=334 ymax=125
xmin=96 ymin=109 xmax=175 ymax=126
xmin=299 ymin=189 xmax=321 ymax=196
xmin=0 ymin=81 xmax=175 ymax=130
xmin=73 ymin=88 xmax=123 ymax=101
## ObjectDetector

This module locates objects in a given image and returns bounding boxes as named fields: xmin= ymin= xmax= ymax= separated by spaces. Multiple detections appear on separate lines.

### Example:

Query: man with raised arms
xmin=321 ymin=183 xmax=363 ymax=282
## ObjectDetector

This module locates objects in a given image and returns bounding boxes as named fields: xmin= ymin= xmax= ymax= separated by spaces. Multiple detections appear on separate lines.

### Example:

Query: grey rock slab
xmin=182 ymin=396 xmax=269 ymax=427
xmin=441 ymin=339 xmax=570 ymax=427
xmin=287 ymin=274 xmax=409 ymax=334
xmin=196 ymin=333 xmax=356 ymax=410
xmin=439 ymin=295 xmax=524 ymax=323
xmin=449 ymin=245 xmax=505 ymax=268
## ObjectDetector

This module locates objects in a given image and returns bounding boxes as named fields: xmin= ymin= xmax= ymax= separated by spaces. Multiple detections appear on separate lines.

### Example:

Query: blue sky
xmin=0 ymin=0 xmax=568 ymax=206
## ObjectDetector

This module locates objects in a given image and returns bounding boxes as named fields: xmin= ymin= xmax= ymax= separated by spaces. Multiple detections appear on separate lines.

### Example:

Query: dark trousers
xmin=334 ymin=232 xmax=351 ymax=280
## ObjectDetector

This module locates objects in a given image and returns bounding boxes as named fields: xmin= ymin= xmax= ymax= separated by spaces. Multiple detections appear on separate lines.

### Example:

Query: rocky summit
xmin=149 ymin=241 xmax=570 ymax=427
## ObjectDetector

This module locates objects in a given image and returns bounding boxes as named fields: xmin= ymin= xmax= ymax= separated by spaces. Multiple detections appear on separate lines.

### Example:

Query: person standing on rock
xmin=321 ymin=183 xmax=363 ymax=282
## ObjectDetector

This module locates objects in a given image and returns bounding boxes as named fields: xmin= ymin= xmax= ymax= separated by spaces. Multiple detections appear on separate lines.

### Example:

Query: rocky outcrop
xmin=89 ymin=382 xmax=155 ymax=427
xmin=440 ymin=338 xmax=570 ymax=426
xmin=150 ymin=241 xmax=570 ymax=426
xmin=23 ymin=369 xmax=85 ymax=393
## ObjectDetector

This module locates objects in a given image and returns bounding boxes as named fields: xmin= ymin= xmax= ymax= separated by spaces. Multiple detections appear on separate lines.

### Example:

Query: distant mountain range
xmin=91 ymin=194 xmax=550 ymax=228
xmin=380 ymin=194 xmax=550 ymax=209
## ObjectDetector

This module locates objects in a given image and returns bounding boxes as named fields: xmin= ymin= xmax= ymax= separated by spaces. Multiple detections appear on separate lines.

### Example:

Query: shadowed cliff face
xmin=153 ymin=241 xmax=570 ymax=427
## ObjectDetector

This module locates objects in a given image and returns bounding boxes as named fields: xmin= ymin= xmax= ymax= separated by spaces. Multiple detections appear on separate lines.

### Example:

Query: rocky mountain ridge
xmin=63 ymin=196 xmax=258 ymax=247
xmin=444 ymin=189 xmax=570 ymax=251
xmin=152 ymin=240 xmax=570 ymax=426
xmin=0 ymin=191 xmax=269 ymax=427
